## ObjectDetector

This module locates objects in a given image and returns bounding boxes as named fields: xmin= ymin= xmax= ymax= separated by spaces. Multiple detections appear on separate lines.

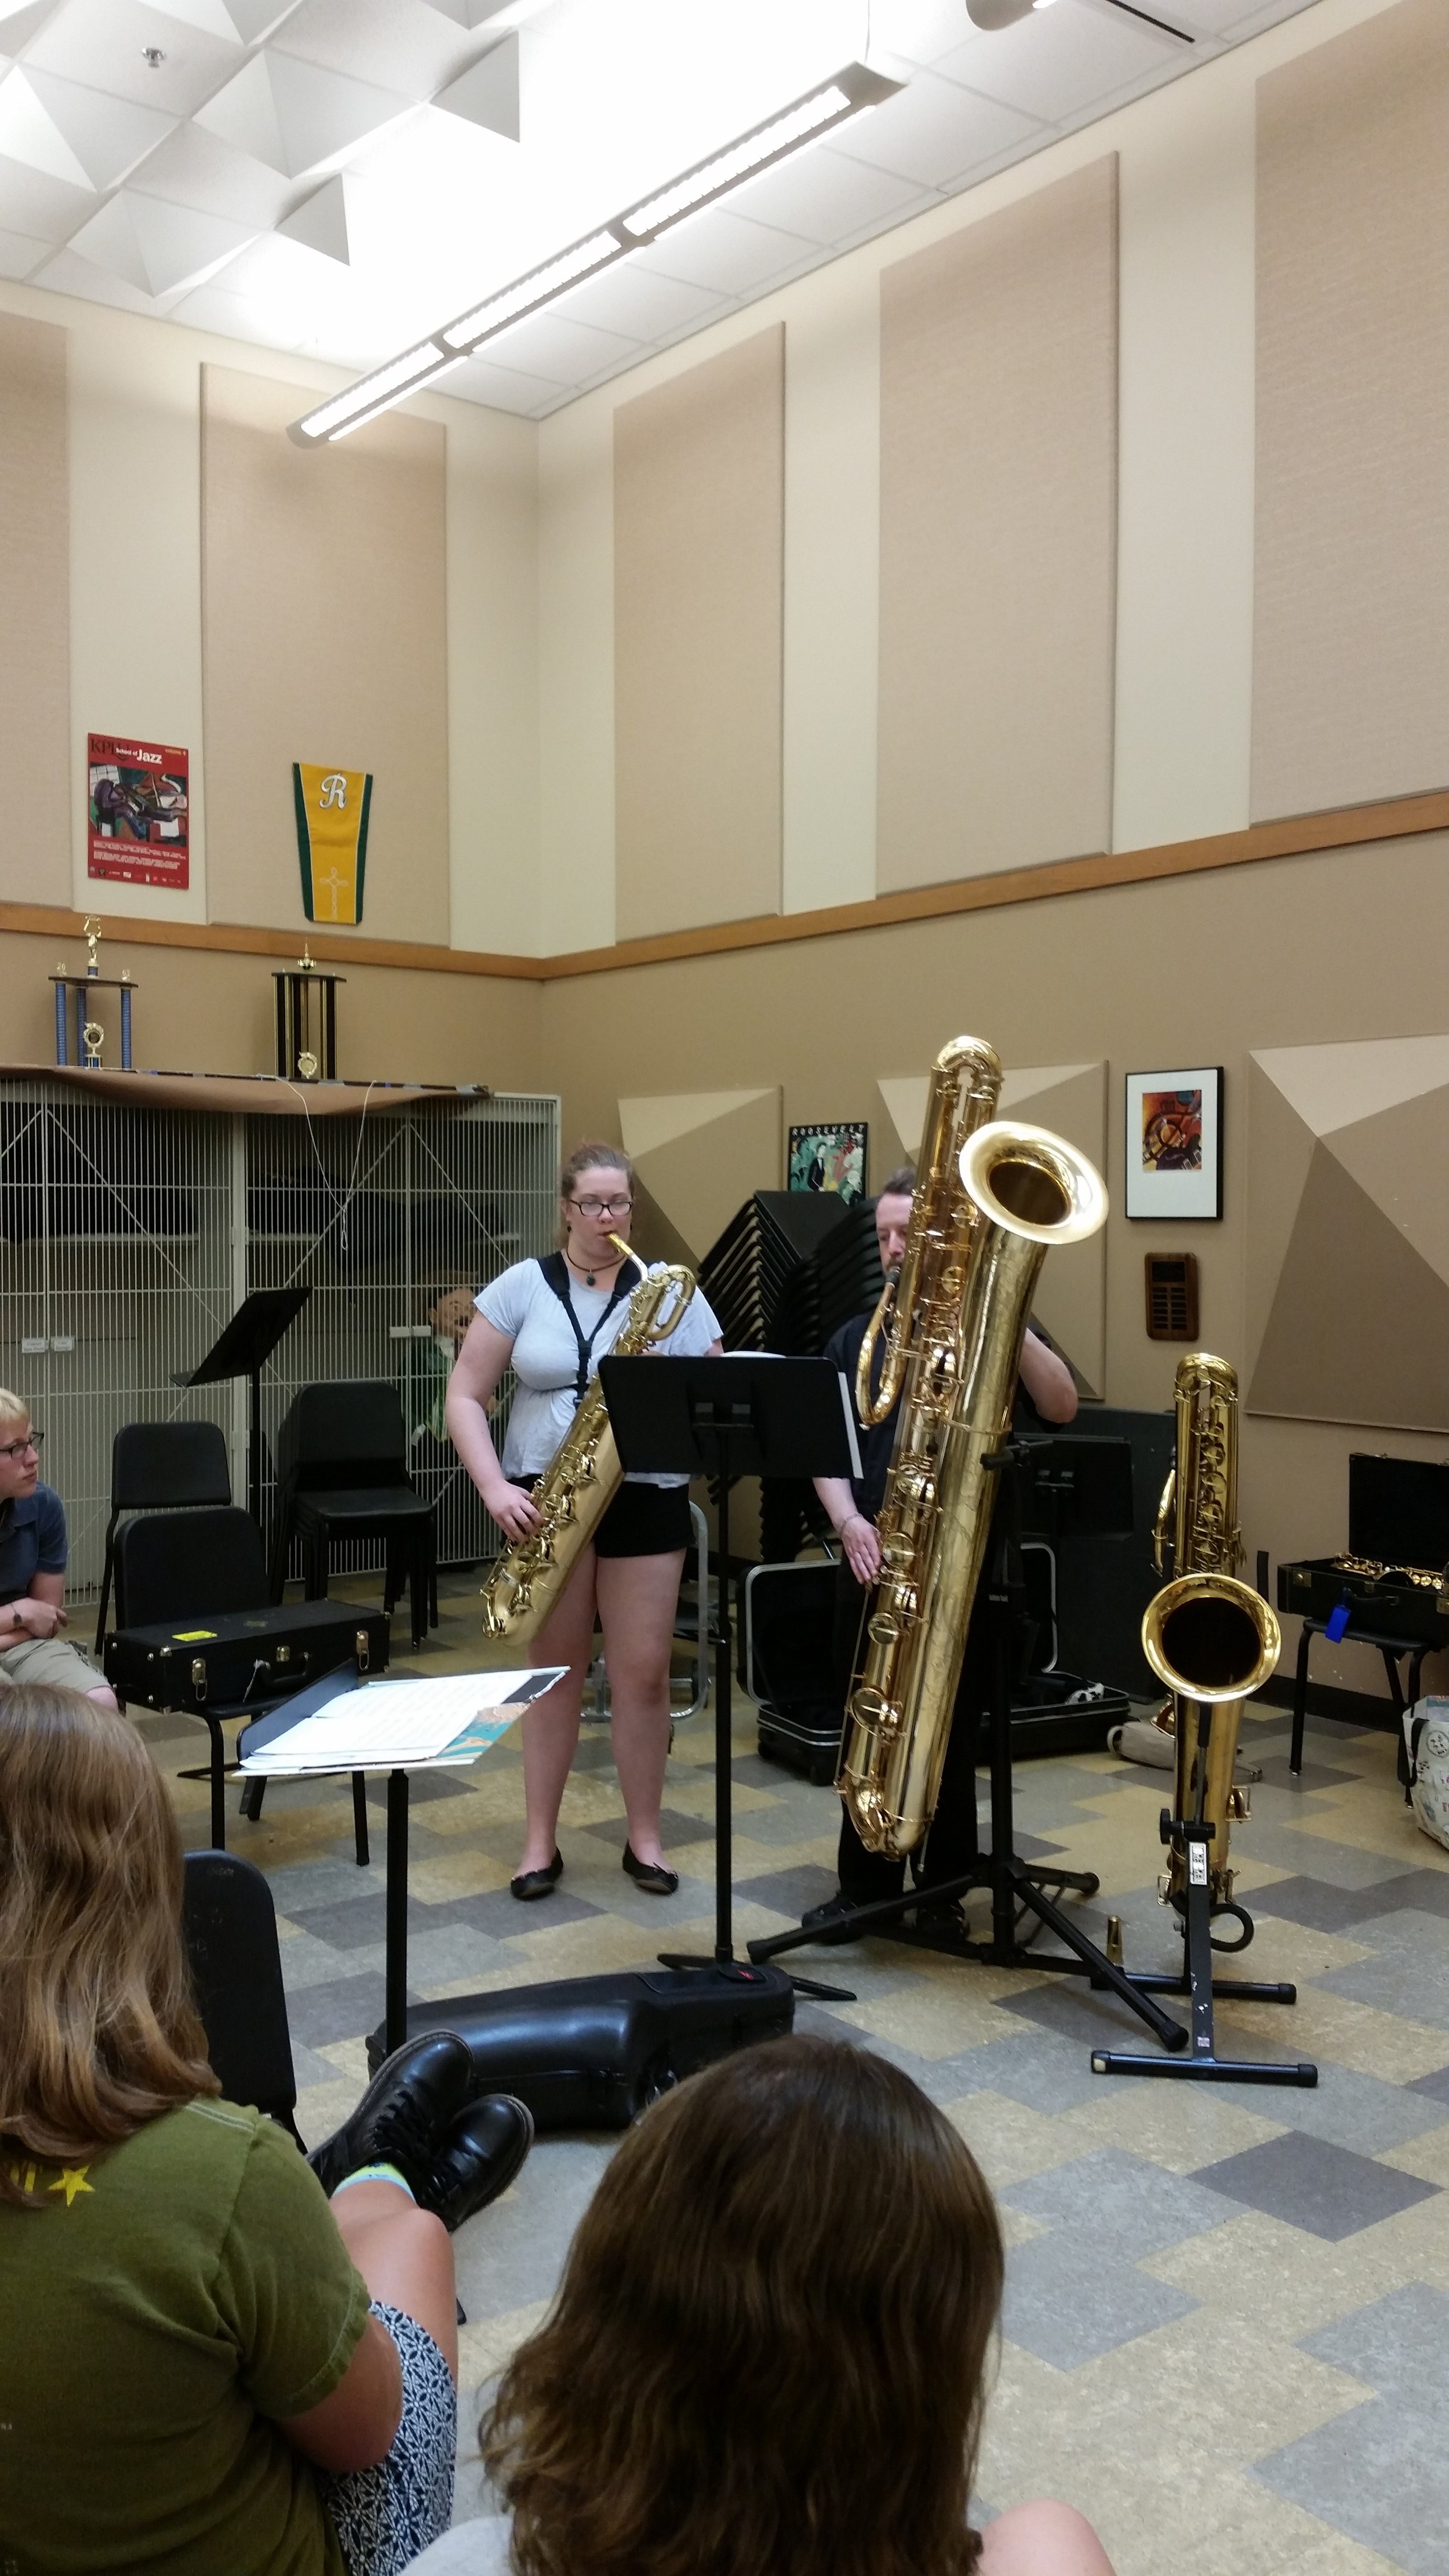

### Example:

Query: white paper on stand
xmin=239 ymin=1668 xmax=566 ymax=1775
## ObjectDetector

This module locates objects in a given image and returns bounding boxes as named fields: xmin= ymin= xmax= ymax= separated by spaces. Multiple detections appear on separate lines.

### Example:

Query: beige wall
xmin=0 ymin=311 xmax=69 ymax=909
xmin=0 ymin=275 xmax=537 ymax=948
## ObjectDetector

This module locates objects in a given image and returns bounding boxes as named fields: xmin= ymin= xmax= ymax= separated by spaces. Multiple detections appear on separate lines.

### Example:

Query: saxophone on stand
xmin=479 ymin=1236 xmax=696 ymax=1650
xmin=1141 ymin=1354 xmax=1280 ymax=1948
xmin=839 ymin=1035 xmax=1108 ymax=1859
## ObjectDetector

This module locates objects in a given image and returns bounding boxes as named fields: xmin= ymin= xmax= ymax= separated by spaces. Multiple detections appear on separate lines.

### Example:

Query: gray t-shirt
xmin=475 ymin=1258 xmax=721 ymax=1487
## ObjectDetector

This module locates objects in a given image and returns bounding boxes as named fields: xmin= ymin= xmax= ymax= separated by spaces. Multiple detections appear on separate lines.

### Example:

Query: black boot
xmin=308 ymin=2031 xmax=474 ymax=2200
xmin=426 ymin=2095 xmax=535 ymax=2232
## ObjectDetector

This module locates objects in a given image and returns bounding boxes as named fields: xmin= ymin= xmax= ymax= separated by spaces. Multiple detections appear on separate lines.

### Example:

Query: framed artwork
xmin=788 ymin=1121 xmax=867 ymax=1205
xmin=1124 ymin=1068 xmax=1223 ymax=1220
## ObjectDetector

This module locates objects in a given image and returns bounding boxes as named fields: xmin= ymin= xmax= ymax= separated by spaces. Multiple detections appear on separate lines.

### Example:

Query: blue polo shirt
xmin=0 ymin=1482 xmax=68 ymax=1605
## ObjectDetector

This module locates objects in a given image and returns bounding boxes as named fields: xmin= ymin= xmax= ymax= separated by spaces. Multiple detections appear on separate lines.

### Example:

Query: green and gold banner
xmin=293 ymin=763 xmax=372 ymax=924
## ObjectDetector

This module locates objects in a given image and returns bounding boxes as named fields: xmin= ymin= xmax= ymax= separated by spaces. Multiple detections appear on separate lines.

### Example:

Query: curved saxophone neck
xmin=856 ymin=1278 xmax=901 ymax=1424
xmin=608 ymin=1231 xmax=647 ymax=1278
xmin=1152 ymin=1465 xmax=1176 ymax=1577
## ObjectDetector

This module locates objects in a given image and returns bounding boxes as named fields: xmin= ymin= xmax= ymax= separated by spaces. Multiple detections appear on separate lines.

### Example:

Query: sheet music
xmin=240 ymin=1668 xmax=566 ymax=1774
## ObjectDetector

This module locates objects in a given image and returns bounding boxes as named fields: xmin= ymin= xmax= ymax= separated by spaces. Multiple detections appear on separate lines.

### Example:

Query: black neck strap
xmin=538 ymin=1251 xmax=639 ymax=1401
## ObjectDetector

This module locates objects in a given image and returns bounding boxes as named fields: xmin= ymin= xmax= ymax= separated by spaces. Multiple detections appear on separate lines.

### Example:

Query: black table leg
xmin=352 ymin=1771 xmax=370 ymax=1868
xmin=1290 ymin=1621 xmax=1314 ymax=1773
xmin=384 ymin=1767 xmax=409 ymax=2058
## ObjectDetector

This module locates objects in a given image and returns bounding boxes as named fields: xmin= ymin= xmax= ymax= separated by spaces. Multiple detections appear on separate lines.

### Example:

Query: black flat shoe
xmin=622 ymin=1842 xmax=678 ymax=1896
xmin=510 ymin=1849 xmax=563 ymax=1901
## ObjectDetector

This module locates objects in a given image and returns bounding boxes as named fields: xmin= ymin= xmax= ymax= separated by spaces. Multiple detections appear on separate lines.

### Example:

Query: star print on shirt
xmin=47 ymin=2166 xmax=93 ymax=2206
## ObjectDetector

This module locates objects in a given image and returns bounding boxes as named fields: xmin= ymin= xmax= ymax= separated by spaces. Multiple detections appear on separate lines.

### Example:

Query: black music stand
xmin=749 ymin=1439 xmax=1206 ymax=2061
xmin=598 ymin=1354 xmax=860 ymax=2003
xmin=174 ymin=1287 xmax=311 ymax=1527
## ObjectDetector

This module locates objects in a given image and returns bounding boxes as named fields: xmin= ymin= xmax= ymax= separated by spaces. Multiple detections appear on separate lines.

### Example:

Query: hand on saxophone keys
xmin=483 ymin=1478 xmax=543 ymax=1542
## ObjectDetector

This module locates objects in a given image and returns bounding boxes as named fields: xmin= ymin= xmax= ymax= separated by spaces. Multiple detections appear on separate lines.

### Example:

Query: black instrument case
xmin=368 ymin=1962 xmax=795 ymax=2129
xmin=105 ymin=1600 xmax=390 ymax=1712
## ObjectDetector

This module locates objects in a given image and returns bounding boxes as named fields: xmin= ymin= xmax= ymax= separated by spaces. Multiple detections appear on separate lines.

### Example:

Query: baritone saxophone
xmin=479 ymin=1236 xmax=696 ymax=1649
xmin=839 ymin=1118 xmax=1108 ymax=1859
xmin=1141 ymin=1354 xmax=1280 ymax=1944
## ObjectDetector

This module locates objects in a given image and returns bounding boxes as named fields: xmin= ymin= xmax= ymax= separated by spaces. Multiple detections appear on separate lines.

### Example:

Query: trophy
xmin=273 ymin=947 xmax=344 ymax=1082
xmin=50 ymin=919 xmax=137 ymax=1069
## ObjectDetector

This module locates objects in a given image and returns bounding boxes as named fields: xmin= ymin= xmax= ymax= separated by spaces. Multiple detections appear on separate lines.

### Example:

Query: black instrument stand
xmin=598 ymin=1355 xmax=860 ymax=2004
xmin=174 ymin=1286 xmax=311 ymax=1527
xmin=1092 ymin=1698 xmax=1317 ymax=2087
xmin=751 ymin=1442 xmax=1318 ymax=2082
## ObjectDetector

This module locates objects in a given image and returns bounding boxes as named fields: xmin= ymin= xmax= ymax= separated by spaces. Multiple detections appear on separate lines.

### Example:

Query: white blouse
xmin=474 ymin=1257 xmax=721 ymax=1487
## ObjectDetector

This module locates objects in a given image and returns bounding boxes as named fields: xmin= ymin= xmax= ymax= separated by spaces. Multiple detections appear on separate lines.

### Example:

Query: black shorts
xmin=594 ymin=1482 xmax=693 ymax=1559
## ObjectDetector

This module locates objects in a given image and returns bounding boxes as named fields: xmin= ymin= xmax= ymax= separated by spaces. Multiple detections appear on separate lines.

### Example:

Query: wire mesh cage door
xmin=0 ymin=1081 xmax=236 ymax=1599
xmin=245 ymin=1093 xmax=560 ymax=1573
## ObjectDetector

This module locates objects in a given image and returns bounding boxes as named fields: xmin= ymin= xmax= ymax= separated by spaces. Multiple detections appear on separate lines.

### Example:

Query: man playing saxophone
xmin=808 ymin=1165 xmax=1078 ymax=1931
xmin=447 ymin=1143 xmax=722 ymax=1904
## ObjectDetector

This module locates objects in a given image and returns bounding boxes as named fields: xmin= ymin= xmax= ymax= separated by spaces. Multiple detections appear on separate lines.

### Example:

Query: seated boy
xmin=0 ymin=1388 xmax=117 ymax=1708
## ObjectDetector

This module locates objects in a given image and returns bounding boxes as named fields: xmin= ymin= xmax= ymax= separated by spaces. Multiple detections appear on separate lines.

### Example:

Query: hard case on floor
xmin=105 ymin=1600 xmax=390 ymax=1712
xmin=366 ymin=1962 xmax=795 ymax=2129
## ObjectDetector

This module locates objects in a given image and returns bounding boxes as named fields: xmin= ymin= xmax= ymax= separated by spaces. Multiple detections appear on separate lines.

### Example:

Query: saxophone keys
xmin=867 ymin=1610 xmax=902 ymax=1646
xmin=1105 ymin=1915 xmax=1124 ymax=1966
xmin=1226 ymin=1785 xmax=1250 ymax=1821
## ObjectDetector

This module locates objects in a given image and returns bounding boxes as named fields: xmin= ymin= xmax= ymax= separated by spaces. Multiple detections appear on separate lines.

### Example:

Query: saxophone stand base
xmin=1091 ymin=1702 xmax=1317 ymax=2087
xmin=750 ymin=1447 xmax=1190 ymax=2059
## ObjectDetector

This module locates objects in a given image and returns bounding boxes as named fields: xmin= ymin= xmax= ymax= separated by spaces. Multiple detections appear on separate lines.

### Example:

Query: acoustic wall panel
xmin=0 ymin=313 xmax=70 ymax=905
xmin=1248 ymin=1039 xmax=1449 ymax=1431
xmin=201 ymin=366 xmax=450 ymax=943
xmin=614 ymin=328 xmax=784 ymax=941
xmin=1253 ymin=0 xmax=1449 ymax=820
xmin=877 ymin=159 xmax=1118 ymax=894
xmin=619 ymin=1086 xmax=781 ymax=1263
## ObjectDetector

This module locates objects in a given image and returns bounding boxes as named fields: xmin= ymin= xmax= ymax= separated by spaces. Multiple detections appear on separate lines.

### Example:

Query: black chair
xmin=95 ymin=1419 xmax=232 ymax=1652
xmin=270 ymin=1381 xmax=437 ymax=1650
xmin=114 ymin=1508 xmax=369 ymax=1864
xmin=182 ymin=1849 xmax=301 ymax=2144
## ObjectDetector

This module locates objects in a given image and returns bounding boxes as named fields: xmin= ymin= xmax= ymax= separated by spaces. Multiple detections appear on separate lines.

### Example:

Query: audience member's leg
xmin=980 ymin=2499 xmax=1116 ymax=2576
xmin=330 ymin=2180 xmax=458 ymax=2381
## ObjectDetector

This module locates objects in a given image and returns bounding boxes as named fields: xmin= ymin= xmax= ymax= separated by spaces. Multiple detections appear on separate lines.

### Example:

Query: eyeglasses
xmin=0 ymin=1431 xmax=42 ymax=1461
xmin=569 ymin=1196 xmax=634 ymax=1218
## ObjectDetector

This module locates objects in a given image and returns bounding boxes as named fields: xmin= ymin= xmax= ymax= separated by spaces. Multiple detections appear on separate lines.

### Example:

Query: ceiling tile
xmin=125 ymin=118 xmax=295 ymax=223
xmin=0 ymin=215 xmax=48 ymax=271
xmin=31 ymin=238 xmax=161 ymax=305
xmin=65 ymin=185 xmax=254 ymax=292
xmin=444 ymin=347 xmax=561 ymax=410
xmin=935 ymin=1 xmax=1179 ymax=123
xmin=480 ymin=305 xmax=640 ymax=382
xmin=24 ymin=0 xmax=243 ymax=117
xmin=23 ymin=66 xmax=177 ymax=185
xmin=829 ymin=66 xmax=1042 ymax=184
xmin=196 ymin=46 xmax=412 ymax=176
xmin=275 ymin=164 xmax=347 ymax=256
xmin=869 ymin=0 xmax=992 ymax=67
xmin=548 ymin=260 xmax=724 ymax=343
xmin=433 ymin=34 xmax=516 ymax=139
xmin=0 ymin=0 xmax=62 ymax=44
xmin=163 ymin=268 xmax=310 ymax=338
xmin=270 ymin=0 xmax=486 ymax=99
xmin=723 ymin=140 xmax=933 ymax=247
xmin=0 ymin=147 xmax=91 ymax=235
xmin=0 ymin=67 xmax=93 ymax=186
xmin=632 ymin=208 xmax=817 ymax=299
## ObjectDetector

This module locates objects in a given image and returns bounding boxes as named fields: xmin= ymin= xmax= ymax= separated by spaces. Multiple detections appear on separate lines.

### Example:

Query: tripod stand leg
xmin=1093 ymin=1827 xmax=1317 ymax=2086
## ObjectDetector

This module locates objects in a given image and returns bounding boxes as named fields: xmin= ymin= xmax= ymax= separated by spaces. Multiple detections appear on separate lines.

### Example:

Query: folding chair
xmin=95 ymin=1419 xmax=231 ymax=1653
xmin=271 ymin=1380 xmax=438 ymax=1649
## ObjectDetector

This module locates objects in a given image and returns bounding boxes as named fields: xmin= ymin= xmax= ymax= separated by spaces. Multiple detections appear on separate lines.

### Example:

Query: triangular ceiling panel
xmin=620 ymin=1087 xmax=776 ymax=1162
xmin=151 ymin=0 xmax=254 ymax=34
xmin=0 ymin=70 xmax=93 ymax=190
xmin=0 ymin=2 xmax=61 ymax=47
xmin=1248 ymin=1141 xmax=1449 ymax=1431
xmin=196 ymin=50 xmax=409 ymax=179
xmin=434 ymin=37 xmax=518 ymax=140
xmin=276 ymin=170 xmax=348 ymax=261
xmin=22 ymin=68 xmax=175 ymax=188
xmin=66 ymin=189 xmax=253 ymax=296
xmin=1252 ymin=1036 xmax=1449 ymax=1141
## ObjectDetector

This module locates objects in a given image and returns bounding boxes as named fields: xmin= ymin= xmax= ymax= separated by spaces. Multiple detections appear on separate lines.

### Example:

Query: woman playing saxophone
xmin=446 ymin=1143 xmax=722 ymax=1904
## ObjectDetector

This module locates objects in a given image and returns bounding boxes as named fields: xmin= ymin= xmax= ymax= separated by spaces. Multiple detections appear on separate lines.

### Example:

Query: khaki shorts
xmin=0 ymin=1632 xmax=106 ymax=1695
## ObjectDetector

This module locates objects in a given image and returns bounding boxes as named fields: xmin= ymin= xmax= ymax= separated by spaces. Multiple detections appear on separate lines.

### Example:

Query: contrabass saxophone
xmin=479 ymin=1236 xmax=696 ymax=1649
xmin=1141 ymin=1353 xmax=1280 ymax=1946
xmin=839 ymin=1105 xmax=1108 ymax=1859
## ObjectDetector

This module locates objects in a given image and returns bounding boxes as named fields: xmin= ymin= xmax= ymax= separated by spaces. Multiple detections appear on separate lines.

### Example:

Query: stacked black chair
xmin=697 ymin=1189 xmax=848 ymax=1353
xmin=182 ymin=1849 xmax=301 ymax=2143
xmin=95 ymin=1419 xmax=232 ymax=1652
xmin=113 ymin=1507 xmax=369 ymax=1862
xmin=270 ymin=1381 xmax=436 ymax=1650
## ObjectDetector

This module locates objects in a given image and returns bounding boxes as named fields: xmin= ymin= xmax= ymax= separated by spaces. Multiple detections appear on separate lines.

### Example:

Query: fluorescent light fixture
xmin=289 ymin=60 xmax=902 ymax=445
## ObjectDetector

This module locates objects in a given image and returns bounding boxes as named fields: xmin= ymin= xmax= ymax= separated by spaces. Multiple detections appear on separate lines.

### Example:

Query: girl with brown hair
xmin=412 ymin=2034 xmax=1114 ymax=2576
xmin=447 ymin=1140 xmax=723 ymax=1901
xmin=0 ymin=1683 xmax=524 ymax=2576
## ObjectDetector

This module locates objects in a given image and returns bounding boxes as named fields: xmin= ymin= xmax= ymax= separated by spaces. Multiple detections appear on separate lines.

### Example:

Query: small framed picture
xmin=1124 ymin=1068 xmax=1223 ymax=1220
xmin=788 ymin=1122 xmax=868 ymax=1205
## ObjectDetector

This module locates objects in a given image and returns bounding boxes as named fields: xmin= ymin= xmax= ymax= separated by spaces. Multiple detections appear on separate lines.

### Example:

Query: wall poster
xmin=88 ymin=733 xmax=189 ymax=890
xmin=788 ymin=1122 xmax=868 ymax=1203
xmin=1124 ymin=1066 xmax=1224 ymax=1219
